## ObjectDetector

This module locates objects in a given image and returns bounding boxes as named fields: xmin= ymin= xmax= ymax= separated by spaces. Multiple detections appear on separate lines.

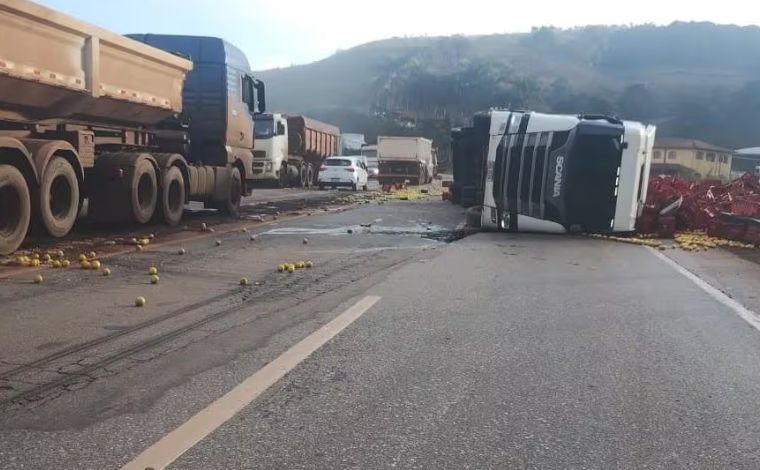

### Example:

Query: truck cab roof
xmin=126 ymin=34 xmax=251 ymax=72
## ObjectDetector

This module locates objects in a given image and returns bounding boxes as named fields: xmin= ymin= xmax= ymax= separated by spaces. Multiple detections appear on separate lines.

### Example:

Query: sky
xmin=36 ymin=0 xmax=760 ymax=70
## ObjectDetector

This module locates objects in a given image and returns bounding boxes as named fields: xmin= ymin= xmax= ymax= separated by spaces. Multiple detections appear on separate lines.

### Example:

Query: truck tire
xmin=218 ymin=166 xmax=242 ymax=216
xmin=299 ymin=163 xmax=308 ymax=188
xmin=38 ymin=156 xmax=79 ymax=238
xmin=0 ymin=164 xmax=31 ymax=255
xmin=157 ymin=166 xmax=185 ymax=226
xmin=131 ymin=158 xmax=158 ymax=223
xmin=305 ymin=163 xmax=314 ymax=189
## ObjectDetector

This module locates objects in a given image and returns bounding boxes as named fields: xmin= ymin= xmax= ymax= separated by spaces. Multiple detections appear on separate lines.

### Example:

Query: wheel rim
xmin=137 ymin=172 xmax=154 ymax=211
xmin=168 ymin=179 xmax=183 ymax=213
xmin=0 ymin=184 xmax=22 ymax=238
xmin=49 ymin=174 xmax=73 ymax=220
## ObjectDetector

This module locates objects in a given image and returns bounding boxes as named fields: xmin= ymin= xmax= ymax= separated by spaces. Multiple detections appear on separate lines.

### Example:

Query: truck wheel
xmin=305 ymin=164 xmax=314 ymax=189
xmin=299 ymin=164 xmax=308 ymax=188
xmin=219 ymin=166 xmax=242 ymax=216
xmin=351 ymin=182 xmax=358 ymax=191
xmin=157 ymin=166 xmax=185 ymax=226
xmin=38 ymin=156 xmax=79 ymax=238
xmin=131 ymin=159 xmax=158 ymax=223
xmin=277 ymin=168 xmax=287 ymax=189
xmin=0 ymin=164 xmax=31 ymax=255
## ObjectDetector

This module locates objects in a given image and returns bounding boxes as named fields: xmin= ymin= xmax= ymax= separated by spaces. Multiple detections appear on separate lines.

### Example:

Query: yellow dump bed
xmin=0 ymin=0 xmax=193 ymax=126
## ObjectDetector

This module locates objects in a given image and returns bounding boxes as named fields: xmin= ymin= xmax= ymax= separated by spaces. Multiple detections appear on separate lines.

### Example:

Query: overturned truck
xmin=476 ymin=110 xmax=656 ymax=233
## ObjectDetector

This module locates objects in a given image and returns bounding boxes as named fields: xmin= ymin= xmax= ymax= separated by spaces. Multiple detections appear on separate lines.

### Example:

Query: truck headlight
xmin=265 ymin=163 xmax=273 ymax=171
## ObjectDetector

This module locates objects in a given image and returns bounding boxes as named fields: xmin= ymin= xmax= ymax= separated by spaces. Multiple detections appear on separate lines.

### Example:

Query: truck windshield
xmin=254 ymin=118 xmax=275 ymax=139
xmin=565 ymin=130 xmax=623 ymax=231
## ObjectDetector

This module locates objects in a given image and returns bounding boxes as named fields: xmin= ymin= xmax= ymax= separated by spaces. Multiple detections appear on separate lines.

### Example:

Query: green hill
xmin=256 ymin=22 xmax=760 ymax=168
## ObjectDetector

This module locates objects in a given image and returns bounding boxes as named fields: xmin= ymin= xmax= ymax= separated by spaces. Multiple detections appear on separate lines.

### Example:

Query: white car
xmin=318 ymin=157 xmax=369 ymax=191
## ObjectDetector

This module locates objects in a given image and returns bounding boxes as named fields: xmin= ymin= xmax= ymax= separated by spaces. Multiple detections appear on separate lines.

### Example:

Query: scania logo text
xmin=552 ymin=156 xmax=564 ymax=197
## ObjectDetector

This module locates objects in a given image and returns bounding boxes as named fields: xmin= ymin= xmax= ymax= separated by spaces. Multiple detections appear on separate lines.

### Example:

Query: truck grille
xmin=253 ymin=150 xmax=266 ymax=160
xmin=495 ymin=131 xmax=555 ymax=219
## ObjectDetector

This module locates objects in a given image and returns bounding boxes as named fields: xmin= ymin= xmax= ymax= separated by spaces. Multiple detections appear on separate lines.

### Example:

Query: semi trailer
xmin=480 ymin=110 xmax=656 ymax=233
xmin=0 ymin=0 xmax=266 ymax=254
xmin=251 ymin=113 xmax=340 ymax=187
xmin=377 ymin=136 xmax=436 ymax=186
xmin=450 ymin=112 xmax=491 ymax=206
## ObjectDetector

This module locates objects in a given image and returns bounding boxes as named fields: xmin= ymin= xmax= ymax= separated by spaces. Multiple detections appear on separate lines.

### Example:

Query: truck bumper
xmin=251 ymin=161 xmax=278 ymax=180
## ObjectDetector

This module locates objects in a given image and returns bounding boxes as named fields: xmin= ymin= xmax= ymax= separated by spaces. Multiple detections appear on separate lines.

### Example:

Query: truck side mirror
xmin=242 ymin=75 xmax=254 ymax=113
xmin=254 ymin=79 xmax=266 ymax=114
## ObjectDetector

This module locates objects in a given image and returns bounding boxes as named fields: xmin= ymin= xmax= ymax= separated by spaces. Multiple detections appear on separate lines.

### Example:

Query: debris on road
xmin=33 ymin=274 xmax=43 ymax=284
xmin=178 ymin=248 xmax=186 ymax=255
xmin=102 ymin=268 xmax=111 ymax=276
xmin=638 ymin=173 xmax=760 ymax=247
xmin=215 ymin=239 xmax=222 ymax=246
xmin=150 ymin=275 xmax=159 ymax=284
xmin=135 ymin=296 xmax=146 ymax=307
xmin=240 ymin=277 xmax=249 ymax=286
xmin=148 ymin=267 xmax=158 ymax=275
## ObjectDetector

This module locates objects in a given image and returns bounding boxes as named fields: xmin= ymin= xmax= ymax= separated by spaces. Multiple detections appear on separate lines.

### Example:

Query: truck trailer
xmin=251 ymin=113 xmax=340 ymax=187
xmin=0 ymin=0 xmax=266 ymax=254
xmin=481 ymin=111 xmax=656 ymax=233
xmin=450 ymin=112 xmax=491 ymax=206
xmin=377 ymin=136 xmax=436 ymax=186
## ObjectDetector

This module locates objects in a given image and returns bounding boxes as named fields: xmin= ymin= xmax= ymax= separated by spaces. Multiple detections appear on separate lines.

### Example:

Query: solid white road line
xmin=121 ymin=295 xmax=382 ymax=470
xmin=648 ymin=247 xmax=760 ymax=331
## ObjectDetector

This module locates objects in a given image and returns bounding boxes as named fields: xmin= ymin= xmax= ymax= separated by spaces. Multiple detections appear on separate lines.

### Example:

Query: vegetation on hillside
xmin=257 ymin=22 xmax=760 ymax=170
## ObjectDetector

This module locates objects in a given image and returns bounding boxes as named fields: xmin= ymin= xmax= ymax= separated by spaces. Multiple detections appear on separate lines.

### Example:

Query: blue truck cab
xmin=127 ymin=35 xmax=266 ymax=189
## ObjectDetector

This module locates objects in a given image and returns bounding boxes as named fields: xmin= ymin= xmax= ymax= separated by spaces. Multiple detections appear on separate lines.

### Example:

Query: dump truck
xmin=0 ymin=0 xmax=266 ymax=254
xmin=377 ymin=136 xmax=436 ymax=186
xmin=251 ymin=113 xmax=340 ymax=187
xmin=480 ymin=110 xmax=656 ymax=233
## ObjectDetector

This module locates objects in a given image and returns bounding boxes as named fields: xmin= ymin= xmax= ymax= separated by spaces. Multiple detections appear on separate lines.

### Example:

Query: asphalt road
xmin=3 ymin=196 xmax=760 ymax=468
xmin=170 ymin=233 xmax=760 ymax=469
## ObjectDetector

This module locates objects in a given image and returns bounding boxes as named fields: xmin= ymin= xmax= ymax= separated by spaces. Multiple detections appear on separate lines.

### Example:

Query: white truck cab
xmin=481 ymin=110 xmax=656 ymax=233
xmin=252 ymin=113 xmax=288 ymax=182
